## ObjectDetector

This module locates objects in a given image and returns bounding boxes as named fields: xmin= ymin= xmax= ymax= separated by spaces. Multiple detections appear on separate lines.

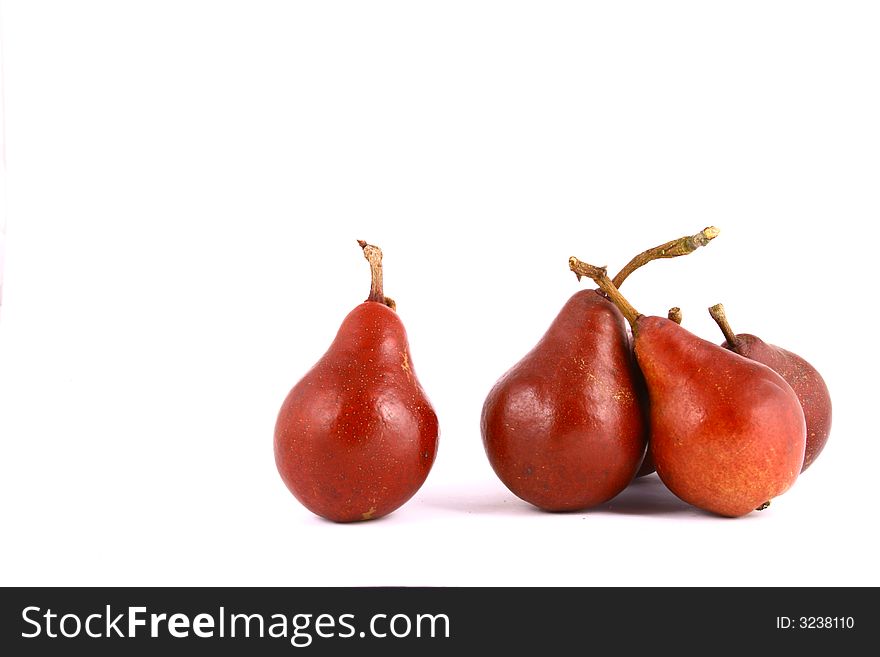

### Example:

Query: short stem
xmin=569 ymin=258 xmax=641 ymax=329
xmin=708 ymin=303 xmax=739 ymax=349
xmin=611 ymin=226 xmax=720 ymax=289
xmin=358 ymin=240 xmax=396 ymax=310
xmin=668 ymin=307 xmax=682 ymax=325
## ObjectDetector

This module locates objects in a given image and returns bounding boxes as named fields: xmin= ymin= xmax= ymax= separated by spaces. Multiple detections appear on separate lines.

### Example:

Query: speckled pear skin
xmin=481 ymin=289 xmax=648 ymax=511
xmin=274 ymin=302 xmax=438 ymax=523
xmin=635 ymin=317 xmax=806 ymax=518
xmin=721 ymin=334 xmax=831 ymax=472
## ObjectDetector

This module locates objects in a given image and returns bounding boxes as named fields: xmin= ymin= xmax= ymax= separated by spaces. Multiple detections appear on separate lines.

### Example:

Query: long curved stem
xmin=708 ymin=303 xmax=739 ymax=349
xmin=569 ymin=258 xmax=641 ymax=328
xmin=611 ymin=226 xmax=720 ymax=289
xmin=358 ymin=240 xmax=396 ymax=310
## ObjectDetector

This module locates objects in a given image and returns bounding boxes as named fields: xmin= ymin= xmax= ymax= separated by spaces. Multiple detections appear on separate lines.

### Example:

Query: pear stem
xmin=611 ymin=226 xmax=720 ymax=289
xmin=668 ymin=307 xmax=682 ymax=325
xmin=708 ymin=303 xmax=739 ymax=349
xmin=357 ymin=240 xmax=396 ymax=310
xmin=568 ymin=258 xmax=641 ymax=329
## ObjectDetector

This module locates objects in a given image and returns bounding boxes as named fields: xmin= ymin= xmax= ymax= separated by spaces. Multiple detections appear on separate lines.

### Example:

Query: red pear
xmin=481 ymin=289 xmax=647 ymax=510
xmin=569 ymin=259 xmax=806 ymax=517
xmin=274 ymin=242 xmax=438 ymax=522
xmin=709 ymin=303 xmax=831 ymax=472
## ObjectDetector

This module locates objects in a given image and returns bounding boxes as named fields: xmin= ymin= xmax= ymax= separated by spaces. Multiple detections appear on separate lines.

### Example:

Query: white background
xmin=1 ymin=1 xmax=878 ymax=587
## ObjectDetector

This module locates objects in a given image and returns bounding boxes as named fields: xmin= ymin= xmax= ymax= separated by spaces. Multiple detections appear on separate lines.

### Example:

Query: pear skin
xmin=481 ymin=290 xmax=647 ymax=511
xmin=275 ymin=301 xmax=438 ymax=523
xmin=721 ymin=334 xmax=831 ymax=472
xmin=274 ymin=243 xmax=438 ymax=522
xmin=635 ymin=317 xmax=806 ymax=517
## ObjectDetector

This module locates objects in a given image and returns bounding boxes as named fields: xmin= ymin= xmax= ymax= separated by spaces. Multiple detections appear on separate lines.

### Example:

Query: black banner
xmin=0 ymin=587 xmax=869 ymax=654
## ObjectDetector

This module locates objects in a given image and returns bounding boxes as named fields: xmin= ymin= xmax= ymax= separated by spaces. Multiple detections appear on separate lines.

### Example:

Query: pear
xmin=569 ymin=259 xmax=806 ymax=517
xmin=274 ymin=242 xmax=439 ymax=522
xmin=481 ymin=288 xmax=647 ymax=510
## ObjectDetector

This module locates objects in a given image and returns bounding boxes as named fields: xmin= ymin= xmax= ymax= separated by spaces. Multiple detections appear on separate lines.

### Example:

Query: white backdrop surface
xmin=1 ymin=1 xmax=878 ymax=586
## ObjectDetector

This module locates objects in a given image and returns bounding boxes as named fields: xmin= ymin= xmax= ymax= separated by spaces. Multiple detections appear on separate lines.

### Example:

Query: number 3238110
xmin=776 ymin=617 xmax=855 ymax=629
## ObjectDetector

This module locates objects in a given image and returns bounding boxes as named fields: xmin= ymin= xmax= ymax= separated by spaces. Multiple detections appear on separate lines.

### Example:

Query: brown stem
xmin=568 ymin=258 xmax=641 ymax=329
xmin=668 ymin=307 xmax=682 ymax=325
xmin=611 ymin=226 xmax=720 ymax=289
xmin=708 ymin=303 xmax=739 ymax=349
xmin=357 ymin=240 xmax=396 ymax=310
